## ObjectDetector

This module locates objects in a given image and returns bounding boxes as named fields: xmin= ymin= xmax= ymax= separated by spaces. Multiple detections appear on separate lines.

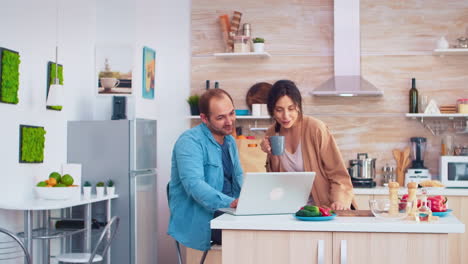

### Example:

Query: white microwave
xmin=440 ymin=156 xmax=468 ymax=187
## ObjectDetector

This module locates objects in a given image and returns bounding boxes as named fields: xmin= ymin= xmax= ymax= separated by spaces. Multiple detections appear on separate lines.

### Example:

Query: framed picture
xmin=19 ymin=125 xmax=46 ymax=163
xmin=142 ymin=46 xmax=155 ymax=99
xmin=0 ymin=47 xmax=20 ymax=104
xmin=96 ymin=45 xmax=133 ymax=95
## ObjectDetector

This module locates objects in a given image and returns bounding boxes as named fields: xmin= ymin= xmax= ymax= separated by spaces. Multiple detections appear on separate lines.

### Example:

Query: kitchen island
xmin=211 ymin=214 xmax=464 ymax=264
xmin=353 ymin=187 xmax=468 ymax=264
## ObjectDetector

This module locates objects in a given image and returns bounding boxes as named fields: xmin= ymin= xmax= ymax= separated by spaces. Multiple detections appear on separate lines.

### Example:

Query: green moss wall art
xmin=0 ymin=47 xmax=21 ymax=104
xmin=46 ymin=61 xmax=63 ymax=111
xmin=19 ymin=125 xmax=46 ymax=163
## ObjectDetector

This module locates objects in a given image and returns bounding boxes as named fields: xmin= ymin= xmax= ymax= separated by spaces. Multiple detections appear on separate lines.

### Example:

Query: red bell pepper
xmin=427 ymin=195 xmax=447 ymax=212
xmin=319 ymin=207 xmax=331 ymax=216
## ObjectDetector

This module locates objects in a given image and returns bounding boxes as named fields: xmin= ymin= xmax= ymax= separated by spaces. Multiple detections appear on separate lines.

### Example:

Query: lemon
xmin=61 ymin=174 xmax=74 ymax=186
xmin=49 ymin=172 xmax=61 ymax=183
xmin=36 ymin=181 xmax=47 ymax=187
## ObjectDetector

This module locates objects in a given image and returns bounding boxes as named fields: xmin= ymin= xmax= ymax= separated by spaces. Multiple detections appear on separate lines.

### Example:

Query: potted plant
xmin=187 ymin=94 xmax=200 ymax=115
xmin=83 ymin=181 xmax=92 ymax=199
xmin=96 ymin=181 xmax=105 ymax=197
xmin=252 ymin=37 xmax=265 ymax=53
xmin=106 ymin=180 xmax=115 ymax=196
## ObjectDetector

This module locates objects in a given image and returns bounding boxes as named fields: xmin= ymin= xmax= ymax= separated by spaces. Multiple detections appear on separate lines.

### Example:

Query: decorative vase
xmin=96 ymin=187 xmax=105 ymax=198
xmin=190 ymin=104 xmax=200 ymax=115
xmin=106 ymin=186 xmax=115 ymax=196
xmin=83 ymin=187 xmax=92 ymax=199
xmin=437 ymin=36 xmax=449 ymax=49
xmin=253 ymin=43 xmax=264 ymax=53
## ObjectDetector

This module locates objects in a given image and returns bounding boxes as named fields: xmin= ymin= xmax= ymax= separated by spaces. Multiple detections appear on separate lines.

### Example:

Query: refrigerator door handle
xmin=130 ymin=169 xmax=157 ymax=177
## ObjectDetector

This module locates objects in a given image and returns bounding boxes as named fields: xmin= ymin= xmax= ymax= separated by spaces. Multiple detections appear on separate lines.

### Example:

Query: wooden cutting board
xmin=334 ymin=210 xmax=374 ymax=217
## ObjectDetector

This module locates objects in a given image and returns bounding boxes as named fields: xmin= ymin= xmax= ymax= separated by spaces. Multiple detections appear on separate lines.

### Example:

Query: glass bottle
xmin=418 ymin=189 xmax=432 ymax=222
xmin=409 ymin=78 xmax=418 ymax=113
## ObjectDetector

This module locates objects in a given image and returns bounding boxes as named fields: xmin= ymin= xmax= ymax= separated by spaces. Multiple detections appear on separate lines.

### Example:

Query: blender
xmin=405 ymin=137 xmax=431 ymax=185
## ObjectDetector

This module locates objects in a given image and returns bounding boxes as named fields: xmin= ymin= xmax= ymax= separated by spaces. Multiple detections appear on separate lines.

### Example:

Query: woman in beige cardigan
xmin=260 ymin=80 xmax=354 ymax=210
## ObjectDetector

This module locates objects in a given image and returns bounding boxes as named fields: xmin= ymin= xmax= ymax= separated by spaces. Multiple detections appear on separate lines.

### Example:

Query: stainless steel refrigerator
xmin=67 ymin=119 xmax=157 ymax=264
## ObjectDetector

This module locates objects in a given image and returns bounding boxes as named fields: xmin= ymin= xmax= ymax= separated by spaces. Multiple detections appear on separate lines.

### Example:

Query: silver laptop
xmin=219 ymin=172 xmax=315 ymax=216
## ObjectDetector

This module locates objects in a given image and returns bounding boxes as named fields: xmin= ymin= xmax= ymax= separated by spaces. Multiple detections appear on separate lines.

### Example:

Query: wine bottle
xmin=409 ymin=78 xmax=418 ymax=113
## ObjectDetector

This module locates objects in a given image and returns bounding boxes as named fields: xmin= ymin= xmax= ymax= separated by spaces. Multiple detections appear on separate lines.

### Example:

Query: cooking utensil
xmin=392 ymin=148 xmax=405 ymax=185
xmin=356 ymin=153 xmax=376 ymax=179
xmin=219 ymin=14 xmax=231 ymax=52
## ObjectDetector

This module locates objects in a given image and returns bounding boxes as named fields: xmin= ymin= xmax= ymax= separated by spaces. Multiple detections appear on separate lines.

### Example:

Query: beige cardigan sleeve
xmin=311 ymin=121 xmax=354 ymax=206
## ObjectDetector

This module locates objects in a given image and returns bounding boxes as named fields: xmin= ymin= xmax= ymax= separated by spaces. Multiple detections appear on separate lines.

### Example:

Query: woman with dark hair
xmin=260 ymin=80 xmax=354 ymax=210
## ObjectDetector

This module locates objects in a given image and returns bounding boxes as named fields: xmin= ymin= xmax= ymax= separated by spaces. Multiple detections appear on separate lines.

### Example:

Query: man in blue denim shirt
xmin=168 ymin=89 xmax=243 ymax=251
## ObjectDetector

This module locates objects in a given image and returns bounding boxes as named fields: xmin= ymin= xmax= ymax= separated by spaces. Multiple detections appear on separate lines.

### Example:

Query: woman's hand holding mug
xmin=260 ymin=136 xmax=272 ymax=155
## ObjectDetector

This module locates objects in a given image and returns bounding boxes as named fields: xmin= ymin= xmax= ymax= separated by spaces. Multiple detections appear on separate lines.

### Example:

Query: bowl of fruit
xmin=294 ymin=205 xmax=336 ymax=221
xmin=35 ymin=172 xmax=78 ymax=200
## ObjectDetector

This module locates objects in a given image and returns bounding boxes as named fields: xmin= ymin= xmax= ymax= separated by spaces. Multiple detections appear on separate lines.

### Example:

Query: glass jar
xmin=457 ymin=98 xmax=468 ymax=113
xmin=382 ymin=164 xmax=395 ymax=186
xmin=233 ymin=35 xmax=251 ymax=53
xmin=457 ymin=37 xmax=468 ymax=48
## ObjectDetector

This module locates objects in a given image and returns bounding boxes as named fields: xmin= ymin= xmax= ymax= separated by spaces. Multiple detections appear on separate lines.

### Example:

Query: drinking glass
xmin=419 ymin=95 xmax=429 ymax=113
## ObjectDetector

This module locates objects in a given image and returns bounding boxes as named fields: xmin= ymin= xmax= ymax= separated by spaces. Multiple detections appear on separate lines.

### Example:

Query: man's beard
xmin=207 ymin=121 xmax=234 ymax=137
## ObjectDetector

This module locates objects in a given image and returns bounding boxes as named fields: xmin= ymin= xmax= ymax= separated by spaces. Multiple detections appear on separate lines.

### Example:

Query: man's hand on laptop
xmin=330 ymin=201 xmax=349 ymax=210
xmin=230 ymin=199 xmax=239 ymax=208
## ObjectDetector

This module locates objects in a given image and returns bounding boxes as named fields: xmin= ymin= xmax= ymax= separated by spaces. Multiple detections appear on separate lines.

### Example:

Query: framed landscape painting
xmin=142 ymin=46 xmax=155 ymax=99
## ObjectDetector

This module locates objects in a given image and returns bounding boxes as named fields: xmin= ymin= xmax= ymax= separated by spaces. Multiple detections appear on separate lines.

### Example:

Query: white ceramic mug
xmin=100 ymin=78 xmax=120 ymax=89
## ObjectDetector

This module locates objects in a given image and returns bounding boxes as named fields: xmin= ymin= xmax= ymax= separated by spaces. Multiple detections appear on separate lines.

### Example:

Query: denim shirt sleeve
xmin=174 ymin=134 xmax=235 ymax=211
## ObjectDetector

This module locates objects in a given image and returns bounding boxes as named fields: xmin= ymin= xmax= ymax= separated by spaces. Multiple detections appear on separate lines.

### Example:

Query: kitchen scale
xmin=405 ymin=137 xmax=431 ymax=185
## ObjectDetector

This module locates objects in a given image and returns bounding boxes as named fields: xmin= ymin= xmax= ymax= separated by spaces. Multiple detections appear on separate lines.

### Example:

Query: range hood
xmin=311 ymin=0 xmax=383 ymax=97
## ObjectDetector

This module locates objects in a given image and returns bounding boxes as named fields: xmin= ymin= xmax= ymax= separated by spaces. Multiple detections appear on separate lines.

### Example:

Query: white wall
xmin=0 ymin=0 xmax=190 ymax=263
xmin=97 ymin=0 xmax=191 ymax=262
xmin=134 ymin=0 xmax=191 ymax=263
xmin=0 ymin=1 xmax=96 ymax=262
xmin=0 ymin=0 xmax=96 ymax=228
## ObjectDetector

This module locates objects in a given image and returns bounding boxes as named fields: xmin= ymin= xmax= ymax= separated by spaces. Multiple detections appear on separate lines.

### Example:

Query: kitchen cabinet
xmin=213 ymin=214 xmax=462 ymax=264
xmin=222 ymin=230 xmax=332 ymax=264
xmin=355 ymin=188 xmax=468 ymax=264
xmin=446 ymin=196 xmax=468 ymax=264
xmin=333 ymin=232 xmax=447 ymax=264
xmin=221 ymin=230 xmax=447 ymax=264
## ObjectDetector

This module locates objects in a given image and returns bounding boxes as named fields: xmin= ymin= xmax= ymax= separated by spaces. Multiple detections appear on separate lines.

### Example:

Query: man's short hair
xmin=199 ymin=89 xmax=234 ymax=116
